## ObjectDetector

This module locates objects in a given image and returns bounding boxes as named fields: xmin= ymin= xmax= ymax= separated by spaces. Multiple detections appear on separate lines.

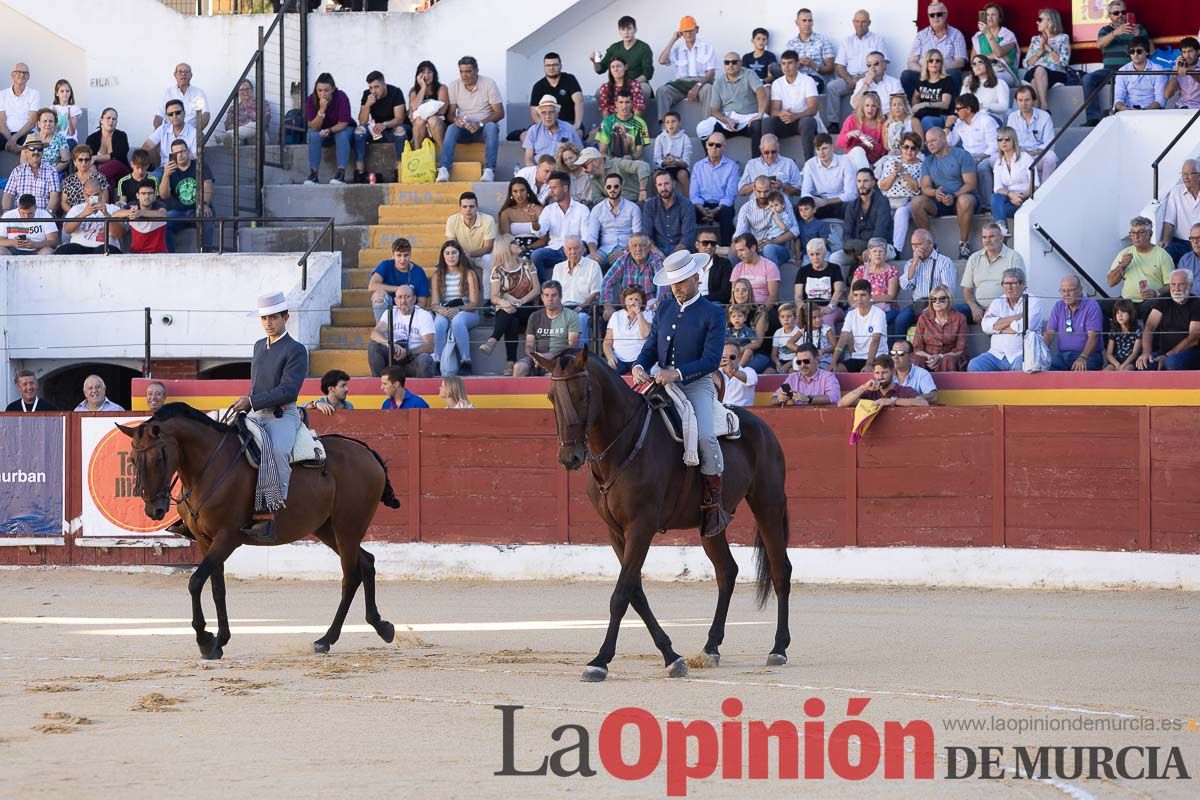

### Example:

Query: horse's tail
xmin=753 ymin=496 xmax=790 ymax=609
xmin=320 ymin=434 xmax=401 ymax=509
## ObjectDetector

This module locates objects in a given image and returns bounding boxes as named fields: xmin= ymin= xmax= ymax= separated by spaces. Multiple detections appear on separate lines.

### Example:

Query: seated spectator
xmin=991 ymin=125 xmax=1035 ymax=235
xmin=827 ymin=11 xmax=888 ymax=123
xmin=155 ymin=63 xmax=209 ymax=130
xmin=551 ymin=236 xmax=602 ymax=344
xmin=838 ymin=355 xmax=929 ymax=407
xmin=1114 ymin=37 xmax=1167 ymax=113
xmin=498 ymin=177 xmax=544 ymax=250
xmin=770 ymin=342 xmax=841 ymax=405
xmin=703 ymin=51 xmax=769 ymax=158
xmin=56 ymin=180 xmax=125 ymax=255
xmin=972 ymin=3 xmax=1019 ymax=87
xmin=795 ymin=195 xmax=835 ymax=258
xmin=87 ymin=108 xmax=131 ymax=187
xmin=446 ymin=191 xmax=496 ymax=273
xmin=114 ymin=180 xmax=169 ymax=254
xmin=743 ymin=27 xmax=779 ymax=85
xmin=833 ymin=278 xmax=888 ymax=372
xmin=766 ymin=50 xmax=820 ymax=163
xmin=75 ymin=374 xmax=124 ymax=412
xmin=652 ymin=111 xmax=692 ymax=195
xmin=354 ymin=71 xmax=406 ymax=183
xmin=303 ymin=73 xmax=353 ymax=185
xmin=1160 ymin=160 xmax=1200 ymax=264
xmin=380 ymin=365 xmax=430 ymax=410
xmin=730 ymin=233 xmax=781 ymax=304
xmin=1181 ymin=224 xmax=1200 ymax=277
xmin=771 ymin=302 xmax=802 ymax=372
xmin=591 ymin=15 xmax=656 ymax=102
xmin=524 ymin=96 xmax=582 ymax=165
xmin=574 ymin=145 xmax=650 ymax=206
xmin=968 ymin=267 xmax=1042 ymax=371
xmin=694 ymin=231 xmax=734 ymax=303
xmin=852 ymin=52 xmax=905 ymax=114
xmin=910 ymin=49 xmax=956 ymax=132
xmin=889 ymin=339 xmax=938 ymax=403
xmin=643 ymin=169 xmax=697 ymax=256
xmin=438 ymin=57 xmax=503 ymax=183
xmin=557 ymin=143 xmax=595 ymax=205
xmin=852 ymin=238 xmax=900 ymax=326
xmin=961 ymin=54 xmax=1010 ymax=122
xmin=962 ymin=222 xmax=1026 ymax=323
xmin=689 ymin=132 xmax=738 ymax=245
xmin=802 ymin=134 xmax=856 ymax=220
xmin=480 ymin=235 xmax=540 ymax=375
xmin=597 ymin=57 xmax=646 ymax=117
xmin=726 ymin=304 xmax=764 ymax=370
xmin=1105 ymin=298 xmax=1143 ymax=370
xmin=438 ymin=376 xmax=474 ymax=409
xmin=902 ymin=2 xmax=968 ymax=99
xmin=283 ymin=80 xmax=306 ymax=145
xmin=603 ymin=285 xmax=653 ymax=374
xmin=0 ymin=63 xmax=40 ymax=152
xmin=142 ymin=99 xmax=197 ymax=171
xmin=514 ymin=281 xmax=581 ymax=377
xmin=837 ymin=92 xmax=888 ymax=173
xmin=368 ymin=237 xmax=432 ymax=322
xmin=529 ymin=52 xmax=583 ymax=132
xmin=795 ymin=238 xmax=845 ymax=329
xmin=655 ymin=16 xmax=717 ymax=125
xmin=883 ymin=93 xmax=922 ymax=154
xmin=218 ymin=79 xmax=270 ymax=147
xmin=913 ymin=283 xmax=969 ymax=371
xmin=160 ymin=140 xmax=215 ymax=250
xmin=729 ymin=277 xmax=772 ymax=373
xmin=797 ymin=286 xmax=837 ymax=369
xmin=734 ymin=176 xmax=798 ymax=266
xmin=783 ymin=8 xmax=835 ymax=93
xmin=719 ymin=341 xmax=760 ymax=403
xmin=1083 ymin=3 xmax=1151 ymax=125
xmin=430 ymin=240 xmax=481 ymax=376
xmin=911 ymin=126 xmax=978 ymax=260
xmin=586 ymin=174 xmax=642 ymax=269
xmin=409 ymin=60 xmax=451 ymax=151
xmin=1136 ymin=269 xmax=1200 ymax=370
xmin=894 ymin=228 xmax=962 ymax=336
xmin=595 ymin=91 xmax=648 ymax=160
xmin=307 ymin=370 xmax=354 ymax=415
xmin=515 ymin=156 xmax=554 ymax=205
xmin=61 ymin=144 xmax=110 ymax=214
xmin=1044 ymin=275 xmax=1104 ymax=371
xmin=1023 ymin=10 xmax=1071 ymax=111
xmin=876 ymin=131 xmax=924 ymax=253
xmin=737 ymin=133 xmax=802 ymax=197
xmin=116 ymin=149 xmax=159 ymax=208
xmin=946 ymin=93 xmax=997 ymax=207
xmin=530 ymin=171 xmax=589 ymax=280
xmin=367 ymin=284 xmax=437 ymax=378
xmin=6 ymin=369 xmax=58 ymax=413
xmin=0 ymin=193 xmax=58 ymax=255
xmin=1166 ymin=37 xmax=1200 ymax=110
xmin=31 ymin=107 xmax=70 ymax=173
xmin=833 ymin=168 xmax=894 ymax=267
xmin=1107 ymin=215 xmax=1173 ymax=311
xmin=2 ymin=140 xmax=61 ymax=212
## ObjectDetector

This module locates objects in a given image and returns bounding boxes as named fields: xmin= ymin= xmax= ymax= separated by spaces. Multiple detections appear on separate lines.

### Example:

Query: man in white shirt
xmin=801 ymin=134 xmax=856 ymax=219
xmin=1160 ymin=159 xmax=1200 ymax=264
xmin=531 ymin=171 xmax=590 ymax=280
xmin=946 ymin=94 xmax=998 ymax=209
xmin=719 ymin=342 xmax=758 ymax=407
xmin=0 ymin=62 xmax=41 ymax=153
xmin=56 ymin=180 xmax=126 ymax=255
xmin=366 ymin=284 xmax=437 ymax=378
xmin=74 ymin=375 xmax=125 ymax=412
xmin=826 ymin=11 xmax=890 ymax=125
xmin=516 ymin=155 xmax=554 ymax=204
xmin=0 ymin=193 xmax=58 ymax=255
xmin=850 ymin=52 xmax=904 ymax=112
xmin=1007 ymin=85 xmax=1057 ymax=182
xmin=766 ymin=51 xmax=820 ymax=164
xmin=968 ymin=267 xmax=1043 ymax=372
xmin=656 ymin=15 xmax=717 ymax=124
xmin=154 ymin=63 xmax=209 ymax=130
xmin=552 ymin=236 xmax=602 ymax=344
xmin=142 ymin=99 xmax=198 ymax=170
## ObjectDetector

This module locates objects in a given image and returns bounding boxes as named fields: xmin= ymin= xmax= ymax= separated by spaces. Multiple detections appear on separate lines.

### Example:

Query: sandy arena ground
xmin=1 ymin=569 xmax=1198 ymax=799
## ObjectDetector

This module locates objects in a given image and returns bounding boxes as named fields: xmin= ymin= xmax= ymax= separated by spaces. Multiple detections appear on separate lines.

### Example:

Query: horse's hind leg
xmin=698 ymin=533 xmax=740 ymax=665
xmin=313 ymin=522 xmax=361 ymax=654
xmin=746 ymin=495 xmax=793 ymax=666
xmin=359 ymin=548 xmax=395 ymax=644
xmin=210 ymin=563 xmax=231 ymax=647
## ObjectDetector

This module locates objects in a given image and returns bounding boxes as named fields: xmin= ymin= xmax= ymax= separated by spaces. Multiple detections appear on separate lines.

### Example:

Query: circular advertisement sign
xmin=86 ymin=425 xmax=180 ymax=533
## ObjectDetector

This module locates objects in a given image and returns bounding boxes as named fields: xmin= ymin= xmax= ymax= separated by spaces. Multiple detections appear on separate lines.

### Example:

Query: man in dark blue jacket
xmin=633 ymin=250 xmax=731 ymax=537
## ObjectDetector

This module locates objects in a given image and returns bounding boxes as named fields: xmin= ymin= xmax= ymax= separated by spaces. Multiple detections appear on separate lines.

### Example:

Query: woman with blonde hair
xmin=911 ymin=49 xmax=954 ymax=132
xmin=438 ymin=376 xmax=474 ymax=408
xmin=480 ymin=234 xmax=540 ymax=375
xmin=556 ymin=141 xmax=593 ymax=204
xmin=883 ymin=93 xmax=921 ymax=155
xmin=836 ymin=90 xmax=887 ymax=169
xmin=913 ymin=283 xmax=968 ymax=371
xmin=1023 ymin=9 xmax=1072 ymax=111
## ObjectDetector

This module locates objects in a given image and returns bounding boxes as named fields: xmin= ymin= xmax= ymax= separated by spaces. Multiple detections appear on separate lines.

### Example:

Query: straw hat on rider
xmin=652 ymin=250 xmax=712 ymax=287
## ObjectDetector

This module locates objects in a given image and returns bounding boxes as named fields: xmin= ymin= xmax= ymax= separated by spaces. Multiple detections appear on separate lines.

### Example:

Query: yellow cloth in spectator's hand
xmin=849 ymin=399 xmax=881 ymax=445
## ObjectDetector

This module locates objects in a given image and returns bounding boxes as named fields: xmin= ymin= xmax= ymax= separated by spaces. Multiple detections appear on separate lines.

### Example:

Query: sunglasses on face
xmin=998 ymin=136 xmax=1013 ymax=142
xmin=724 ymin=60 xmax=740 ymax=65
xmin=901 ymin=144 xmax=918 ymax=150
xmin=1130 ymin=48 xmax=1146 ymax=55
xmin=167 ymin=110 xmax=183 ymax=117
xmin=1111 ymin=10 xmax=1127 ymax=16
xmin=890 ymin=351 xmax=908 ymax=357
xmin=932 ymin=296 xmax=949 ymax=302
xmin=795 ymin=358 xmax=813 ymax=365
xmin=698 ymin=240 xmax=718 ymax=247
xmin=929 ymin=11 xmax=946 ymax=18
xmin=707 ymin=142 xmax=724 ymax=148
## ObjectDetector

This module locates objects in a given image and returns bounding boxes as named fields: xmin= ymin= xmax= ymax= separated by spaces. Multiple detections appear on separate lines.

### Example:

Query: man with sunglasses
xmin=704 ymin=52 xmax=769 ymax=158
xmin=689 ymin=132 xmax=737 ymax=245
xmin=888 ymin=341 xmax=937 ymax=403
xmin=0 ymin=63 xmax=40 ymax=153
xmin=1085 ymin=2 xmax=1151 ymax=125
xmin=586 ymin=173 xmax=641 ymax=270
xmin=1043 ymin=275 xmax=1104 ymax=371
xmin=142 ymin=99 xmax=196 ymax=171
xmin=2 ymin=141 xmax=61 ymax=212
xmin=1113 ymin=37 xmax=1167 ymax=113
xmin=770 ymin=343 xmax=839 ymax=406
xmin=850 ymin=52 xmax=903 ymax=114
xmin=902 ymin=3 xmax=968 ymax=101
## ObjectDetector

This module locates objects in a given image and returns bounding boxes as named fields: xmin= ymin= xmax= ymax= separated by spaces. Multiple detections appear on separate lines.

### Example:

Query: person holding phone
xmin=161 ymin=139 xmax=214 ymax=251
xmin=0 ymin=191 xmax=57 ymax=255
xmin=771 ymin=343 xmax=840 ymax=406
xmin=1084 ymin=2 xmax=1151 ymax=125
xmin=56 ymin=177 xmax=125 ymax=254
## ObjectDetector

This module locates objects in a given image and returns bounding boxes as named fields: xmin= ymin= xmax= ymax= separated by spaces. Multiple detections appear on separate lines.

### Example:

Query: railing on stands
xmin=1032 ymin=223 xmax=1110 ymax=298
xmin=1152 ymin=105 xmax=1200 ymax=201
xmin=158 ymin=0 xmax=293 ymax=15
xmin=298 ymin=217 xmax=336 ymax=290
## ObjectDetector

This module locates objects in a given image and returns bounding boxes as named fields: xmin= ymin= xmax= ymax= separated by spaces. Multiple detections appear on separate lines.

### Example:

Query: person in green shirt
xmin=591 ymin=15 xmax=655 ymax=100
xmin=595 ymin=91 xmax=650 ymax=159
xmin=1107 ymin=215 xmax=1174 ymax=308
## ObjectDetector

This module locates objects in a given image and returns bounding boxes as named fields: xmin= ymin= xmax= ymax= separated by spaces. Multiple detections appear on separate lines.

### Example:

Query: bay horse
xmin=116 ymin=403 xmax=400 ymax=660
xmin=531 ymin=348 xmax=793 ymax=682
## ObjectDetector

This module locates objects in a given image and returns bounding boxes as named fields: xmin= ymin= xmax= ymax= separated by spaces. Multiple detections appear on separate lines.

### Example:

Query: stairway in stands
xmin=308 ymin=143 xmax=485 ymax=377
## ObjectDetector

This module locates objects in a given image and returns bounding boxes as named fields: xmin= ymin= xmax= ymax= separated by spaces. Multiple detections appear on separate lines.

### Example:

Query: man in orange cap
xmin=656 ymin=15 xmax=717 ymax=124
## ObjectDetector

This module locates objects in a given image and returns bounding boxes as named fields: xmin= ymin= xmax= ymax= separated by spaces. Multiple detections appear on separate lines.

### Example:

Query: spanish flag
xmin=849 ymin=399 xmax=882 ymax=445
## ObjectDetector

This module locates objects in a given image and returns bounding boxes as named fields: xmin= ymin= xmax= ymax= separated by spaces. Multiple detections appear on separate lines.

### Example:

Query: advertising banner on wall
xmin=80 ymin=416 xmax=179 ymax=536
xmin=0 ymin=416 xmax=65 ymax=536
xmin=1073 ymin=0 xmax=1110 ymax=41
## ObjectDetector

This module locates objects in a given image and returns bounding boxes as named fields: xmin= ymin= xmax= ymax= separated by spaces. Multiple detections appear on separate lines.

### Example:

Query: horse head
xmin=116 ymin=421 xmax=179 ymax=521
xmin=532 ymin=346 xmax=593 ymax=471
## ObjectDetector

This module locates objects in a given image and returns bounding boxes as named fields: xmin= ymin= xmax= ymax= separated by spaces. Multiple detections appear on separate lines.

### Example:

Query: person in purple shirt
xmin=305 ymin=72 xmax=354 ymax=186
xmin=1043 ymin=275 xmax=1104 ymax=371
xmin=769 ymin=343 xmax=841 ymax=405
xmin=380 ymin=365 xmax=429 ymax=409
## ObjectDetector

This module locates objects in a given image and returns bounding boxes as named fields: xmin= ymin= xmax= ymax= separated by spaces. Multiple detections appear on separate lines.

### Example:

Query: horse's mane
xmin=552 ymin=348 xmax=635 ymax=394
xmin=151 ymin=402 xmax=233 ymax=433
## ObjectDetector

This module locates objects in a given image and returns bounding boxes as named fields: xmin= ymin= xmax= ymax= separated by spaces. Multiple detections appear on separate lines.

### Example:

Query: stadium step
xmin=309 ymin=349 xmax=370 ymax=378
xmin=345 ymin=268 xmax=374 ymax=289
xmin=368 ymin=222 xmax=448 ymax=245
xmin=320 ymin=325 xmax=374 ymax=348
xmin=332 ymin=307 xmax=377 ymax=327
xmin=388 ymin=182 xmax=474 ymax=204
xmin=360 ymin=246 xmax=441 ymax=265
xmin=375 ymin=204 xmax=459 ymax=225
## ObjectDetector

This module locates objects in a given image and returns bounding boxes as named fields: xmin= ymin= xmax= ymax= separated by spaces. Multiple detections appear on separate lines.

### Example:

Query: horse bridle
xmin=548 ymin=370 xmax=592 ymax=451
xmin=131 ymin=427 xmax=246 ymax=521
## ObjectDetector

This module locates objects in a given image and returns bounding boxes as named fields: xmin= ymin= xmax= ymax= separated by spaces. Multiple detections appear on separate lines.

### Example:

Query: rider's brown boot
xmin=241 ymin=513 xmax=278 ymax=544
xmin=165 ymin=520 xmax=194 ymax=540
xmin=700 ymin=473 xmax=732 ymax=538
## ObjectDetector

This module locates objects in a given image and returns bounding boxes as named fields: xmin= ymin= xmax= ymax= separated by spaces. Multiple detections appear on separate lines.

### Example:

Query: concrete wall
xmin=0 ymin=4 xmax=86 ymax=113
xmin=0 ymin=252 xmax=340 ymax=406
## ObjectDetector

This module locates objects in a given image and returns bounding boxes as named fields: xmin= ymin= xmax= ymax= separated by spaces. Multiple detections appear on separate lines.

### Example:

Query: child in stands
xmin=1105 ymin=298 xmax=1142 ymax=370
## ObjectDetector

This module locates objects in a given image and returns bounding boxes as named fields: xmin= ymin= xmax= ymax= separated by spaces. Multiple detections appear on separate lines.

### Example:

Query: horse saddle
xmin=639 ymin=383 xmax=742 ymax=445
xmin=235 ymin=414 xmax=326 ymax=469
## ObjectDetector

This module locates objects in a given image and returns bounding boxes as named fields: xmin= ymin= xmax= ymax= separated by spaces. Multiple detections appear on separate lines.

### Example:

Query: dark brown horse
xmin=116 ymin=403 xmax=400 ymax=660
xmin=531 ymin=348 xmax=792 ymax=682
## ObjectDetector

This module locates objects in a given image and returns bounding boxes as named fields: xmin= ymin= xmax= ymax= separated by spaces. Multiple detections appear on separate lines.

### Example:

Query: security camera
xmin=160 ymin=314 xmax=174 ymax=325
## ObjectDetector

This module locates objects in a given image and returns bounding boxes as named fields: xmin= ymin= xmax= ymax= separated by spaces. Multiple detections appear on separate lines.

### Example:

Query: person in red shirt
xmin=114 ymin=180 xmax=168 ymax=253
xmin=837 ymin=354 xmax=929 ymax=407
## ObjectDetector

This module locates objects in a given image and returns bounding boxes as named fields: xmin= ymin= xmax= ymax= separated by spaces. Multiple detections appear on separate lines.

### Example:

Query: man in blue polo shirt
xmin=367 ymin=237 xmax=431 ymax=322
xmin=380 ymin=365 xmax=429 ymax=409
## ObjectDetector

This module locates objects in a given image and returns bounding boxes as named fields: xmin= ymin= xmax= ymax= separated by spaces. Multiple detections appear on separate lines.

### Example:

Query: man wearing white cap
xmin=229 ymin=291 xmax=309 ymax=543
xmin=632 ymin=250 xmax=731 ymax=538
xmin=523 ymin=95 xmax=582 ymax=166
xmin=576 ymin=146 xmax=651 ymax=205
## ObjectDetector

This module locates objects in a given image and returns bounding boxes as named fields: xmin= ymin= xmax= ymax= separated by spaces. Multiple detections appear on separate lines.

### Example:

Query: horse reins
xmin=133 ymin=421 xmax=248 ymax=524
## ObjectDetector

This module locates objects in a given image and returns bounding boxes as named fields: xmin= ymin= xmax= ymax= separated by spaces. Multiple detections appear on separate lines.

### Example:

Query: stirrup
xmin=165 ymin=519 xmax=194 ymax=541
xmin=699 ymin=502 xmax=732 ymax=539
xmin=241 ymin=514 xmax=278 ymax=544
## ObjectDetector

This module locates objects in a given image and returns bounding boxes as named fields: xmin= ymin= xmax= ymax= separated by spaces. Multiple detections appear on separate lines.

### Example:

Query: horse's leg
xmin=189 ymin=533 xmax=240 ymax=660
xmin=313 ymin=540 xmax=363 ymax=654
xmin=746 ymin=494 xmax=793 ymax=666
xmin=210 ymin=563 xmax=231 ymax=647
xmin=698 ymin=533 xmax=740 ymax=665
xmin=359 ymin=548 xmax=395 ymax=644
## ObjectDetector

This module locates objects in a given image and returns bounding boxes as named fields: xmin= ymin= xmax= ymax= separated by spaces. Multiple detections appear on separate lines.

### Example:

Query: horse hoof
xmin=377 ymin=621 xmax=395 ymax=644
xmin=313 ymin=641 xmax=331 ymax=654
xmin=765 ymin=653 xmax=788 ymax=667
xmin=202 ymin=645 xmax=223 ymax=661
xmin=580 ymin=666 xmax=608 ymax=682
xmin=666 ymin=657 xmax=689 ymax=679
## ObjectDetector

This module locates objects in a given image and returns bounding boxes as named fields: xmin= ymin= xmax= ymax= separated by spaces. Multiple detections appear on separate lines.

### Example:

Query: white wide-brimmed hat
xmin=576 ymin=146 xmax=604 ymax=165
xmin=652 ymin=251 xmax=712 ymax=287
xmin=536 ymin=94 xmax=561 ymax=110
xmin=256 ymin=291 xmax=289 ymax=317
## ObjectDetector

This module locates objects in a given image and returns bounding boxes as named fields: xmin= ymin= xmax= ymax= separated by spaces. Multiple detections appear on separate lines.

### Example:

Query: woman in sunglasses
xmin=912 ymin=283 xmax=968 ymax=371
xmin=910 ymin=49 xmax=954 ymax=132
xmin=990 ymin=126 xmax=1034 ymax=236
xmin=1023 ymin=9 xmax=1072 ymax=111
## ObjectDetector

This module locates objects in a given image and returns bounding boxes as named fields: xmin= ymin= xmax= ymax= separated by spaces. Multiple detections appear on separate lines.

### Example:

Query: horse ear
xmin=115 ymin=423 xmax=138 ymax=439
xmin=574 ymin=345 xmax=588 ymax=369
xmin=529 ymin=351 xmax=555 ymax=372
